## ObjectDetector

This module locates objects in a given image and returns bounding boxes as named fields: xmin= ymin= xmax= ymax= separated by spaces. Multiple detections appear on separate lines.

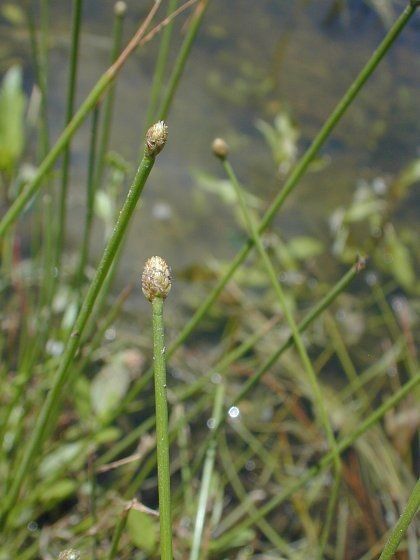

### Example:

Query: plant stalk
xmin=212 ymin=374 xmax=420 ymax=550
xmin=56 ymin=0 xmax=83 ymax=270
xmin=0 ymin=0 xmax=162 ymax=239
xmin=189 ymin=383 xmax=225 ymax=560
xmin=164 ymin=2 xmax=416 ymax=358
xmin=152 ymin=296 xmax=173 ymax=560
xmin=0 ymin=147 xmax=158 ymax=530
xmin=378 ymin=479 xmax=420 ymax=560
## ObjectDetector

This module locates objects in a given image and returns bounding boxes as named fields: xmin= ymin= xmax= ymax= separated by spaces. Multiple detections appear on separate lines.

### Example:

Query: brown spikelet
xmin=142 ymin=256 xmax=172 ymax=301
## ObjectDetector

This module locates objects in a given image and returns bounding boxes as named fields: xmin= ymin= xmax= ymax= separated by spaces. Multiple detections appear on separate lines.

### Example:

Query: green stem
xmin=0 ymin=0 xmax=162 ymax=239
xmin=232 ymin=262 xmax=360 ymax=411
xmin=146 ymin=0 xmax=178 ymax=128
xmin=219 ymin=433 xmax=292 ymax=555
xmin=76 ymin=105 xmax=100 ymax=286
xmin=378 ymin=479 xmax=420 ymax=560
xmin=56 ymin=0 xmax=83 ymax=269
xmin=106 ymin=502 xmax=132 ymax=560
xmin=164 ymin=2 xmax=416 ymax=358
xmin=95 ymin=4 xmax=126 ymax=191
xmin=120 ymin=261 xmax=358 ymax=432
xmin=151 ymin=296 xmax=173 ymax=560
xmin=189 ymin=383 xmax=225 ymax=560
xmin=158 ymin=0 xmax=210 ymax=120
xmin=223 ymin=158 xmax=340 ymax=462
xmin=212 ymin=374 xmax=420 ymax=550
xmin=0 ymin=150 xmax=157 ymax=530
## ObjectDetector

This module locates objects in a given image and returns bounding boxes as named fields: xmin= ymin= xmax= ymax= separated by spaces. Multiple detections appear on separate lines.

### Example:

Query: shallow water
xmin=1 ymin=0 xmax=419 ymax=313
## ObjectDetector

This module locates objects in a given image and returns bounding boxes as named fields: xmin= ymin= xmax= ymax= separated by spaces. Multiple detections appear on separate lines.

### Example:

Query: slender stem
xmin=106 ymin=502 xmax=132 ymax=560
xmin=151 ymin=297 xmax=173 ymax=560
xmin=211 ymin=374 xmax=420 ymax=550
xmin=0 ymin=0 xmax=162 ymax=239
xmin=378 ymin=479 xmax=420 ymax=560
xmin=219 ymin=433 xmax=292 ymax=555
xmin=56 ymin=0 xmax=83 ymax=270
xmin=319 ymin=468 xmax=342 ymax=555
xmin=158 ymin=0 xmax=209 ymax=120
xmin=95 ymin=4 xmax=126 ymax=191
xmin=189 ymin=383 xmax=225 ymax=560
xmin=120 ymin=261 xmax=359 ymax=427
xmin=145 ymin=0 xmax=178 ymax=128
xmin=76 ymin=105 xmax=100 ymax=286
xmin=223 ymin=158 xmax=340 ymax=463
xmin=0 ymin=150 xmax=157 ymax=530
xmin=164 ymin=2 xmax=416 ymax=357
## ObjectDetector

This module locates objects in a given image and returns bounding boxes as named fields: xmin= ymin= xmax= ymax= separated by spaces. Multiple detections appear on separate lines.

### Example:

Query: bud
xmin=145 ymin=121 xmax=168 ymax=157
xmin=142 ymin=256 xmax=171 ymax=301
xmin=58 ymin=551 xmax=80 ymax=560
xmin=114 ymin=1 xmax=127 ymax=16
xmin=212 ymin=138 xmax=229 ymax=160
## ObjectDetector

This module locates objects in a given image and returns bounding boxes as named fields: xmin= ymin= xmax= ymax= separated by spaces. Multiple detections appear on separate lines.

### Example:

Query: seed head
xmin=145 ymin=121 xmax=168 ymax=157
xmin=114 ymin=1 xmax=127 ymax=16
xmin=58 ymin=551 xmax=80 ymax=560
xmin=212 ymin=138 xmax=229 ymax=160
xmin=142 ymin=256 xmax=172 ymax=301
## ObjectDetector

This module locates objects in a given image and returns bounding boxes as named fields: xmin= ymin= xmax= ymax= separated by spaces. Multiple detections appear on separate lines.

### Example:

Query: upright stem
xmin=145 ymin=0 xmax=178 ymax=128
xmin=152 ymin=297 xmax=173 ymax=560
xmin=56 ymin=0 xmax=83 ymax=270
xmin=164 ymin=2 xmax=417 ymax=357
xmin=378 ymin=479 xmax=420 ymax=560
xmin=158 ymin=0 xmax=209 ymax=120
xmin=75 ymin=105 xmax=100 ymax=286
xmin=0 ymin=0 xmax=162 ymax=238
xmin=0 ymin=145 xmax=159 ymax=530
xmin=95 ymin=3 xmax=126 ymax=191
xmin=223 ymin=157 xmax=341 ymax=552
xmin=189 ymin=383 xmax=225 ymax=560
xmin=223 ymin=158 xmax=340 ymax=457
xmin=212 ymin=375 xmax=420 ymax=550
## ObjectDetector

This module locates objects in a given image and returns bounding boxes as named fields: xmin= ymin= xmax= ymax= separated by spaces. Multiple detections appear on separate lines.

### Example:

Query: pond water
xmin=1 ymin=0 xmax=419 ymax=314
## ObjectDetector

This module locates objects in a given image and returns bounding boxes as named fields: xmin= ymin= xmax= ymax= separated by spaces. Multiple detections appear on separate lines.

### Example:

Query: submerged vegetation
xmin=0 ymin=1 xmax=419 ymax=559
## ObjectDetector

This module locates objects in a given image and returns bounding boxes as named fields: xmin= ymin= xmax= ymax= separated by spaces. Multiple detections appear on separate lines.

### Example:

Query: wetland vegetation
xmin=0 ymin=1 xmax=419 ymax=558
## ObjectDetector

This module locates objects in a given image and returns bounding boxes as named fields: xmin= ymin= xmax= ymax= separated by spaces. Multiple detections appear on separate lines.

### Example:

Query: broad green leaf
xmin=127 ymin=509 xmax=158 ymax=552
xmin=0 ymin=66 xmax=25 ymax=173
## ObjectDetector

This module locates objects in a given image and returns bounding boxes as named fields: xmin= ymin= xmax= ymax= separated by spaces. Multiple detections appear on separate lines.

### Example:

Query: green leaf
xmin=38 ymin=479 xmax=77 ymax=504
xmin=384 ymin=226 xmax=415 ymax=290
xmin=0 ymin=66 xmax=26 ymax=173
xmin=256 ymin=111 xmax=299 ymax=173
xmin=127 ymin=509 xmax=158 ymax=552
xmin=193 ymin=170 xmax=262 ymax=210
xmin=392 ymin=159 xmax=420 ymax=200
xmin=95 ymin=190 xmax=114 ymax=221
xmin=345 ymin=198 xmax=385 ymax=222
xmin=90 ymin=354 xmax=131 ymax=419
xmin=39 ymin=442 xmax=85 ymax=478
xmin=287 ymin=236 xmax=324 ymax=260
xmin=1 ymin=4 xmax=26 ymax=25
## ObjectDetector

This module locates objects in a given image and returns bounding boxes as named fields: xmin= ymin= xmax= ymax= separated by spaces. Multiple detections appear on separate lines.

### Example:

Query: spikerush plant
xmin=142 ymin=256 xmax=173 ymax=560
xmin=0 ymin=121 xmax=169 ymax=530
